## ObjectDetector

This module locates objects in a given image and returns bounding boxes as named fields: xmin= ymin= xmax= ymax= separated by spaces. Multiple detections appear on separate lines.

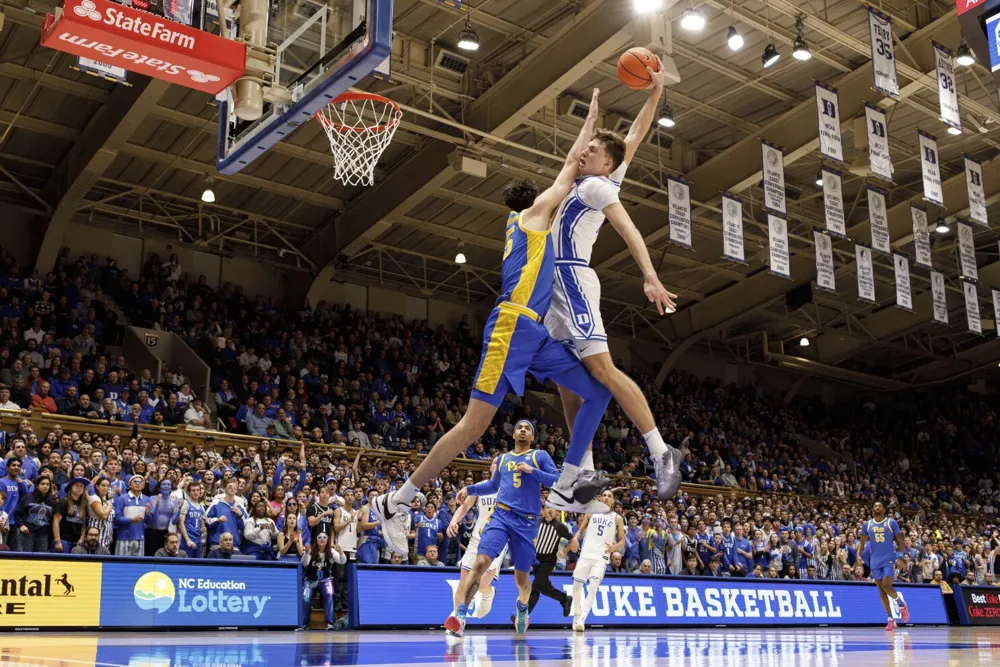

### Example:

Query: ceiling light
xmin=457 ymin=23 xmax=479 ymax=51
xmin=792 ymin=35 xmax=811 ymax=61
xmin=799 ymin=337 xmax=810 ymax=347
xmin=956 ymin=37 xmax=975 ymax=67
xmin=201 ymin=177 xmax=215 ymax=203
xmin=815 ymin=171 xmax=823 ymax=186
xmin=633 ymin=0 xmax=662 ymax=13
xmin=657 ymin=102 xmax=675 ymax=128
xmin=947 ymin=125 xmax=962 ymax=136
xmin=935 ymin=219 xmax=950 ymax=234
xmin=455 ymin=252 xmax=467 ymax=264
xmin=762 ymin=43 xmax=780 ymax=68
xmin=680 ymin=9 xmax=706 ymax=31
xmin=727 ymin=25 xmax=744 ymax=51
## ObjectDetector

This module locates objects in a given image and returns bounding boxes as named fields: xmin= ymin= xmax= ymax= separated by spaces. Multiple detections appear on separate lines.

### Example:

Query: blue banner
xmin=99 ymin=560 xmax=300 ymax=628
xmin=351 ymin=565 xmax=948 ymax=628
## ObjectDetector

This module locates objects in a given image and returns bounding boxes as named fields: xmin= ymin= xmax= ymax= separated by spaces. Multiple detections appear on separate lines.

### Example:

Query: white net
xmin=316 ymin=94 xmax=402 ymax=187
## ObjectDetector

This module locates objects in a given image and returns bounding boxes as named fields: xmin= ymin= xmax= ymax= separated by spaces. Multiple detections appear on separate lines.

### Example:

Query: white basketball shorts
xmin=545 ymin=261 xmax=608 ymax=359
xmin=461 ymin=531 xmax=507 ymax=579
xmin=573 ymin=556 xmax=608 ymax=583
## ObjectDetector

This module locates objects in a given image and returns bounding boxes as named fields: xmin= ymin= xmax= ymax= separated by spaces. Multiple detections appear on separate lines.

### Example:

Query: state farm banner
xmin=41 ymin=0 xmax=245 ymax=94
xmin=918 ymin=131 xmax=944 ymax=206
xmin=815 ymin=82 xmax=843 ymax=162
xmin=934 ymin=42 xmax=962 ymax=132
xmin=667 ymin=177 xmax=692 ymax=249
xmin=865 ymin=103 xmax=893 ymax=183
xmin=856 ymin=245 xmax=876 ymax=303
xmin=822 ymin=168 xmax=847 ymax=238
xmin=761 ymin=141 xmax=786 ymax=215
xmin=957 ymin=221 xmax=979 ymax=281
xmin=965 ymin=156 xmax=988 ymax=227
xmin=867 ymin=186 xmax=891 ymax=255
xmin=894 ymin=253 xmax=912 ymax=311
xmin=721 ymin=193 xmax=745 ymax=264
xmin=931 ymin=271 xmax=949 ymax=325
xmin=964 ymin=280 xmax=982 ymax=334
xmin=868 ymin=8 xmax=899 ymax=99
xmin=911 ymin=204 xmax=933 ymax=269
xmin=814 ymin=231 xmax=836 ymax=293
xmin=768 ymin=213 xmax=790 ymax=279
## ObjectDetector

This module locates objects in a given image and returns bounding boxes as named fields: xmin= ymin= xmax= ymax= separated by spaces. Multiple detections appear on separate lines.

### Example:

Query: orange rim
xmin=315 ymin=92 xmax=402 ymax=134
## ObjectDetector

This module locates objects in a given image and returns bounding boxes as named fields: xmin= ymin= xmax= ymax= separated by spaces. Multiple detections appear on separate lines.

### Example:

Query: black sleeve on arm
xmin=554 ymin=520 xmax=573 ymax=541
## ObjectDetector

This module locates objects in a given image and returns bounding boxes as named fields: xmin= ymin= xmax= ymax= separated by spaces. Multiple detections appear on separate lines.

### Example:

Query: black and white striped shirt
xmin=535 ymin=518 xmax=573 ymax=558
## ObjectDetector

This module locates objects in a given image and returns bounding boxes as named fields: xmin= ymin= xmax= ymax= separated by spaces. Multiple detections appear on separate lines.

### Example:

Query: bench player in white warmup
xmin=571 ymin=490 xmax=625 ymax=632
xmin=546 ymin=61 xmax=685 ymax=506
xmin=446 ymin=458 xmax=508 ymax=621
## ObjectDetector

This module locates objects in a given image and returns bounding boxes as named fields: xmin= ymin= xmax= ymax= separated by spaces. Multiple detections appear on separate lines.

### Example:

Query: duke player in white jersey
xmin=446 ymin=459 xmax=509 ymax=620
xmin=545 ymin=61 xmax=685 ymax=506
xmin=571 ymin=490 xmax=625 ymax=631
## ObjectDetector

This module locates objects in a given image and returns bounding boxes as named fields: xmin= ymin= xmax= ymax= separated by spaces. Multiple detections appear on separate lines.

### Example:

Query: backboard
xmin=215 ymin=0 xmax=393 ymax=175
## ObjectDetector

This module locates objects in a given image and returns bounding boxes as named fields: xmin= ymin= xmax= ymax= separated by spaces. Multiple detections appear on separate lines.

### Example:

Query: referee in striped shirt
xmin=529 ymin=507 xmax=578 ymax=616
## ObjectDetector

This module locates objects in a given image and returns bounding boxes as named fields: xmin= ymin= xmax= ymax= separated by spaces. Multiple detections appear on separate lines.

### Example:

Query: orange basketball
xmin=617 ymin=47 xmax=660 ymax=90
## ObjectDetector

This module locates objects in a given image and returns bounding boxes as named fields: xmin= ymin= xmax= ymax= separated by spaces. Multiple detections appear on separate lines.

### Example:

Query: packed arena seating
xmin=1 ymin=244 xmax=999 ymax=608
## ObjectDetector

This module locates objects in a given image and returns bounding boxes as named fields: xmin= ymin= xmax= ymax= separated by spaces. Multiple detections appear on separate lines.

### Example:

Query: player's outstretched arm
xmin=604 ymin=202 xmax=677 ymax=314
xmin=623 ymin=64 xmax=664 ymax=165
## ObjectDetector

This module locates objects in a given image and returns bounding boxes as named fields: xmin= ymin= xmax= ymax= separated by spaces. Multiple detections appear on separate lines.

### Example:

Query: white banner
xmin=867 ymin=187 xmax=891 ymax=255
xmin=667 ymin=177 xmax=692 ymax=249
xmin=918 ymin=132 xmax=944 ymax=206
xmin=911 ymin=205 xmax=933 ymax=268
xmin=964 ymin=280 xmax=982 ymax=334
xmin=822 ymin=168 xmax=847 ymax=237
xmin=993 ymin=289 xmax=1000 ymax=338
xmin=934 ymin=42 xmax=961 ymax=131
xmin=768 ymin=214 xmax=790 ymax=279
xmin=893 ymin=254 xmax=912 ymax=311
xmin=865 ymin=104 xmax=893 ymax=183
xmin=856 ymin=245 xmax=876 ymax=302
xmin=816 ymin=83 xmax=843 ymax=162
xmin=721 ymin=194 xmax=745 ymax=263
xmin=957 ymin=221 xmax=978 ymax=281
xmin=931 ymin=271 xmax=948 ymax=325
xmin=965 ymin=156 xmax=988 ymax=227
xmin=761 ymin=141 xmax=786 ymax=214
xmin=814 ymin=231 xmax=836 ymax=293
xmin=868 ymin=8 xmax=899 ymax=99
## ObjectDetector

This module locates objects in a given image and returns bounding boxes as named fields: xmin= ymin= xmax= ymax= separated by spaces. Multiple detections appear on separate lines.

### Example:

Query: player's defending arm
xmin=459 ymin=467 xmax=501 ymax=503
xmin=623 ymin=63 xmax=664 ymax=164
xmin=604 ymin=203 xmax=677 ymax=315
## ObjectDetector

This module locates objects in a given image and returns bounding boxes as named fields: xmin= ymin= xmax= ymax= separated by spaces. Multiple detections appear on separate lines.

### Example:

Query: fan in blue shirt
xmin=414 ymin=503 xmax=442 ymax=556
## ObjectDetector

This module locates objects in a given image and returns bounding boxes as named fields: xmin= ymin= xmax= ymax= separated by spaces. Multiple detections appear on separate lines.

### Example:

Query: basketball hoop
xmin=315 ymin=92 xmax=402 ymax=187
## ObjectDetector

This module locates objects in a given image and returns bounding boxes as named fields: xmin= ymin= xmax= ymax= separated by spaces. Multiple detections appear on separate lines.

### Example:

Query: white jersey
xmin=551 ymin=162 xmax=627 ymax=263
xmin=581 ymin=511 xmax=619 ymax=562
xmin=473 ymin=494 xmax=497 ymax=535
xmin=336 ymin=507 xmax=358 ymax=553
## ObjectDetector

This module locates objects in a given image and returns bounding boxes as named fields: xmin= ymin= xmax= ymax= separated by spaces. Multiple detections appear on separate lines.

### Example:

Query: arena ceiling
xmin=2 ymin=0 xmax=1000 ymax=389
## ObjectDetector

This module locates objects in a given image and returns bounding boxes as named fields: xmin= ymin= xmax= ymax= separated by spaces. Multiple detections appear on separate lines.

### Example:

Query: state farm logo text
xmin=73 ymin=1 xmax=196 ymax=50
xmin=57 ymin=32 xmax=220 ymax=84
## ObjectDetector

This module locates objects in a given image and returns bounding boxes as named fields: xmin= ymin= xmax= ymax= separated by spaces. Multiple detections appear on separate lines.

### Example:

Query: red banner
xmin=957 ymin=0 xmax=988 ymax=15
xmin=41 ymin=0 xmax=245 ymax=94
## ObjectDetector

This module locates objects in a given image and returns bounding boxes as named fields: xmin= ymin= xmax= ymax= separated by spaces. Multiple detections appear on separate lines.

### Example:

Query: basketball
xmin=617 ymin=47 xmax=660 ymax=90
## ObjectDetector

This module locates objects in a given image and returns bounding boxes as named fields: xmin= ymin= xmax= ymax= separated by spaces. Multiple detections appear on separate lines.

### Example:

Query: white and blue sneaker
xmin=370 ymin=492 xmax=410 ymax=556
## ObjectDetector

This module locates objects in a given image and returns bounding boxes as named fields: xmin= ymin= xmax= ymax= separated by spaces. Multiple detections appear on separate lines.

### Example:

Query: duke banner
xmin=965 ymin=156 xmax=988 ymax=227
xmin=768 ymin=213 xmax=790 ymax=278
xmin=964 ymin=280 xmax=982 ymax=334
xmin=894 ymin=253 xmax=912 ymax=311
xmin=931 ymin=271 xmax=949 ymax=324
xmin=761 ymin=141 xmax=786 ymax=214
xmin=822 ymin=168 xmax=847 ymax=237
xmin=867 ymin=186 xmax=891 ymax=254
xmin=957 ymin=221 xmax=978 ymax=281
xmin=934 ymin=42 xmax=961 ymax=131
xmin=868 ymin=8 xmax=899 ymax=99
xmin=918 ymin=131 xmax=944 ymax=205
xmin=721 ymin=193 xmax=746 ymax=263
xmin=912 ymin=204 xmax=933 ymax=268
xmin=667 ymin=177 xmax=692 ymax=249
xmin=865 ymin=103 xmax=893 ymax=183
xmin=815 ymin=82 xmax=843 ymax=162
xmin=856 ymin=245 xmax=876 ymax=303
xmin=814 ymin=231 xmax=836 ymax=293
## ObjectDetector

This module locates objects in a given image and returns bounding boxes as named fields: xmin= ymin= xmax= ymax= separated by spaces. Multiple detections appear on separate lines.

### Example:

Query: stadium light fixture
xmin=956 ymin=37 xmax=975 ymax=67
xmin=457 ymin=23 xmax=480 ymax=51
xmin=201 ymin=177 xmax=215 ymax=203
xmin=762 ymin=43 xmax=780 ymax=68
xmin=799 ymin=337 xmax=810 ymax=347
xmin=633 ymin=0 xmax=662 ymax=13
xmin=727 ymin=25 xmax=744 ymax=51
xmin=935 ymin=219 xmax=950 ymax=234
xmin=947 ymin=125 xmax=962 ymax=136
xmin=657 ymin=102 xmax=675 ymax=128
xmin=455 ymin=252 xmax=467 ymax=264
xmin=680 ymin=9 xmax=706 ymax=32
xmin=792 ymin=17 xmax=811 ymax=61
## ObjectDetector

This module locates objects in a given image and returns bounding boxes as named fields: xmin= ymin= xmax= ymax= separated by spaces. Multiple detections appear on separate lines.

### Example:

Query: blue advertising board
xmin=350 ymin=565 xmax=948 ymax=628
xmin=986 ymin=10 xmax=1000 ymax=72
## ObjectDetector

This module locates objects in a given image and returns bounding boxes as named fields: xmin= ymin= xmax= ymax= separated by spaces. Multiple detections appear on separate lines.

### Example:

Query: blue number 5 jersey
xmin=467 ymin=449 xmax=559 ymax=518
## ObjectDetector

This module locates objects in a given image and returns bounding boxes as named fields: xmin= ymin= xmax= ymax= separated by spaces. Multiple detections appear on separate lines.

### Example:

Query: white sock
xmin=558 ymin=463 xmax=580 ymax=487
xmin=394 ymin=480 xmax=418 ymax=505
xmin=573 ymin=581 xmax=584 ymax=617
xmin=643 ymin=428 xmax=668 ymax=458
xmin=581 ymin=580 xmax=600 ymax=619
xmin=580 ymin=450 xmax=595 ymax=472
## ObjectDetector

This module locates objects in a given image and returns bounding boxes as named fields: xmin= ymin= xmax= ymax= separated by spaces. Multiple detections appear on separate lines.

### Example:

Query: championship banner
xmin=816 ymin=82 xmax=843 ymax=162
xmin=957 ymin=221 xmax=979 ymax=281
xmin=761 ymin=140 xmax=786 ymax=214
xmin=822 ymin=167 xmax=847 ymax=237
xmin=667 ymin=177 xmax=692 ymax=249
xmin=931 ymin=271 xmax=949 ymax=324
xmin=912 ymin=204 xmax=933 ymax=268
xmin=814 ymin=230 xmax=836 ymax=293
xmin=934 ymin=42 xmax=961 ymax=131
xmin=721 ymin=193 xmax=746 ymax=263
xmin=867 ymin=186 xmax=891 ymax=254
xmin=868 ymin=8 xmax=899 ymax=99
xmin=865 ymin=103 xmax=893 ymax=183
xmin=894 ymin=253 xmax=912 ymax=311
xmin=918 ymin=131 xmax=944 ymax=206
xmin=856 ymin=244 xmax=876 ymax=303
xmin=964 ymin=280 xmax=982 ymax=334
xmin=994 ymin=290 xmax=1000 ymax=339
xmin=768 ymin=213 xmax=791 ymax=279
xmin=965 ymin=156 xmax=988 ymax=227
